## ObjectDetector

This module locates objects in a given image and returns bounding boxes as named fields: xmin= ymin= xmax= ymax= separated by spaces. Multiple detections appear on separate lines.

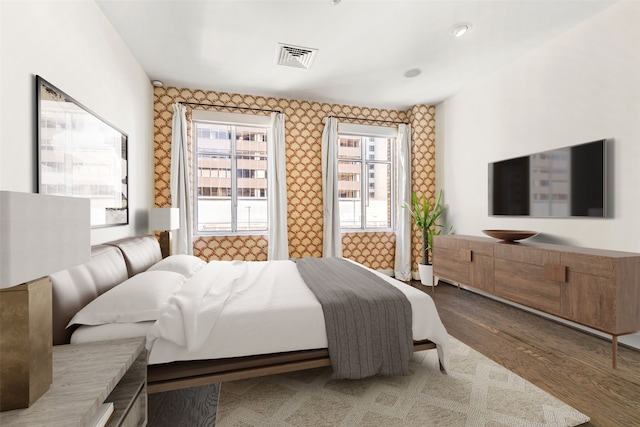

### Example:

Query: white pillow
xmin=71 ymin=322 xmax=153 ymax=344
xmin=67 ymin=271 xmax=185 ymax=327
xmin=146 ymin=255 xmax=206 ymax=278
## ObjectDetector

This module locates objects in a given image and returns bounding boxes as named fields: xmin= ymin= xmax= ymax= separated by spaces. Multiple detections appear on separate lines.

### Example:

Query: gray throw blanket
xmin=294 ymin=257 xmax=413 ymax=379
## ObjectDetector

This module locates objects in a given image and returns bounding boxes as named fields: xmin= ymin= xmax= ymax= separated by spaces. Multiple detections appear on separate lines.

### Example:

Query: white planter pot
xmin=418 ymin=264 xmax=437 ymax=286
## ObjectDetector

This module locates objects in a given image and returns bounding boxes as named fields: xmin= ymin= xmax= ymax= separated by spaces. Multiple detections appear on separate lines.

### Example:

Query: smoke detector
xmin=276 ymin=43 xmax=318 ymax=69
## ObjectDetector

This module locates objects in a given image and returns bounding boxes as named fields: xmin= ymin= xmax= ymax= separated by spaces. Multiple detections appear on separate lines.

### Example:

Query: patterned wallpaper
xmin=154 ymin=87 xmax=436 ymax=273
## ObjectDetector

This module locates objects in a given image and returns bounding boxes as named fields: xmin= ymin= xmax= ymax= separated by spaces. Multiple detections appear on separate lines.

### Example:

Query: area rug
xmin=215 ymin=336 xmax=590 ymax=427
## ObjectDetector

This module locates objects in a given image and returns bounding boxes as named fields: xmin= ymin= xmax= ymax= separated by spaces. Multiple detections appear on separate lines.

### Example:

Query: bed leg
xmin=612 ymin=335 xmax=618 ymax=369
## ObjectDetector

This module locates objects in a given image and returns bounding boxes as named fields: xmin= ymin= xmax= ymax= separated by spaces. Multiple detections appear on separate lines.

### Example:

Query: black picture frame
xmin=36 ymin=75 xmax=128 ymax=228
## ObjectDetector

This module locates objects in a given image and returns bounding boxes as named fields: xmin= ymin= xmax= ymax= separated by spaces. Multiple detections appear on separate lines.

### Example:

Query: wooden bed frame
xmin=50 ymin=235 xmax=437 ymax=394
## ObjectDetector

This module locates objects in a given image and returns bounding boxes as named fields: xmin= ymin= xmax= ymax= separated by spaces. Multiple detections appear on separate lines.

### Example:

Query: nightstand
xmin=0 ymin=338 xmax=147 ymax=427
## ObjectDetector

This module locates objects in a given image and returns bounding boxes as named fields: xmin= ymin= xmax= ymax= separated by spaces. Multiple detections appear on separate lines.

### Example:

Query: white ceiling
xmin=96 ymin=0 xmax=618 ymax=110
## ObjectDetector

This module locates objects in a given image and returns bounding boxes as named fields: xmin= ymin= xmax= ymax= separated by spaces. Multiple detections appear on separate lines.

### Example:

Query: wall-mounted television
xmin=489 ymin=139 xmax=608 ymax=218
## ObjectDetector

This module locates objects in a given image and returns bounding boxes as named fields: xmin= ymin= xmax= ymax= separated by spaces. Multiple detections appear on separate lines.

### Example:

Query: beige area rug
xmin=216 ymin=336 xmax=590 ymax=427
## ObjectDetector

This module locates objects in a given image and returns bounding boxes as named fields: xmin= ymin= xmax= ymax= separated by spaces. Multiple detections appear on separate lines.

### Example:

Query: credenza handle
xmin=544 ymin=264 xmax=567 ymax=282
xmin=460 ymin=249 xmax=472 ymax=262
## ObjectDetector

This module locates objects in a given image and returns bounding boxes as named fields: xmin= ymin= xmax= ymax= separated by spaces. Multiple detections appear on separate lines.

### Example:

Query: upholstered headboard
xmin=107 ymin=235 xmax=162 ymax=277
xmin=50 ymin=235 xmax=162 ymax=345
xmin=50 ymin=245 xmax=128 ymax=345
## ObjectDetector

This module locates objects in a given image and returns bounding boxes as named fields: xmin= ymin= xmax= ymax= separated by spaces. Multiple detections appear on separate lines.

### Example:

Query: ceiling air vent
xmin=276 ymin=43 xmax=318 ymax=69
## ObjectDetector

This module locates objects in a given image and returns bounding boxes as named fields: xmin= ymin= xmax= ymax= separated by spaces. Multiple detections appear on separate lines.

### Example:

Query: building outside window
xmin=194 ymin=121 xmax=268 ymax=233
xmin=337 ymin=134 xmax=393 ymax=230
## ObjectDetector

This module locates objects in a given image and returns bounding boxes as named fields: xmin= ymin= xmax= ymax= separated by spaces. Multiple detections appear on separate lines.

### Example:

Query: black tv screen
xmin=489 ymin=139 xmax=607 ymax=218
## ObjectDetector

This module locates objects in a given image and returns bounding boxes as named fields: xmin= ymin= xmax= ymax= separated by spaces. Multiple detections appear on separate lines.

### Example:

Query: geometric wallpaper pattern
xmin=154 ymin=86 xmax=435 ymax=274
xmin=408 ymin=104 xmax=438 ymax=268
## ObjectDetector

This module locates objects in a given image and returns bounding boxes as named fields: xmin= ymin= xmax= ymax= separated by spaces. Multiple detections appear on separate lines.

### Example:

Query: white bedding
xmin=71 ymin=258 xmax=450 ymax=370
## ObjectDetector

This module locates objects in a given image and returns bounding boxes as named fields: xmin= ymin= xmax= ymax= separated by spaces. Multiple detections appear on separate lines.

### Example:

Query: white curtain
xmin=170 ymin=103 xmax=193 ymax=255
xmin=267 ymin=112 xmax=289 ymax=260
xmin=394 ymin=124 xmax=412 ymax=280
xmin=321 ymin=116 xmax=342 ymax=258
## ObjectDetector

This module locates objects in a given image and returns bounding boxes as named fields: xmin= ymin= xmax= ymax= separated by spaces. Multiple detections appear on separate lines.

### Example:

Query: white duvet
xmin=72 ymin=259 xmax=450 ymax=370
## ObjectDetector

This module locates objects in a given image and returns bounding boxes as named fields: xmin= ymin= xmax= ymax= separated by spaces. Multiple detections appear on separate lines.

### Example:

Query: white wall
xmin=436 ymin=0 xmax=640 ymax=348
xmin=437 ymin=0 xmax=640 ymax=251
xmin=0 ymin=0 xmax=154 ymax=244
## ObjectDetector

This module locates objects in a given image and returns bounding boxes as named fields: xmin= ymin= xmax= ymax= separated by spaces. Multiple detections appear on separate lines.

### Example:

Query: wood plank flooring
xmin=418 ymin=281 xmax=640 ymax=427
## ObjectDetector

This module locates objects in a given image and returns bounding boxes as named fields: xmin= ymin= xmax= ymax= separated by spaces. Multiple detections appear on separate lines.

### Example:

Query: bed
xmin=50 ymin=235 xmax=450 ymax=394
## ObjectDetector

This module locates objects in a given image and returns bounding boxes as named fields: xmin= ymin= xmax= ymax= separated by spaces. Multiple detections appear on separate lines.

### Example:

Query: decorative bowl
xmin=482 ymin=229 xmax=539 ymax=242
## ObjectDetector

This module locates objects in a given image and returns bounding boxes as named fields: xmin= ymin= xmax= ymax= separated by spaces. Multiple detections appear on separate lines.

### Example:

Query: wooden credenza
xmin=433 ymin=235 xmax=640 ymax=368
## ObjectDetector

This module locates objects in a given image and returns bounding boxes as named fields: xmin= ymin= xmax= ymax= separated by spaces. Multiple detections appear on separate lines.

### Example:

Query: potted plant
xmin=404 ymin=189 xmax=448 ymax=286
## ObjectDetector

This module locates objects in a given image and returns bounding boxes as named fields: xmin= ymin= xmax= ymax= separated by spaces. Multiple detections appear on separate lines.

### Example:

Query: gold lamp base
xmin=0 ymin=277 xmax=52 ymax=412
xmin=158 ymin=230 xmax=173 ymax=259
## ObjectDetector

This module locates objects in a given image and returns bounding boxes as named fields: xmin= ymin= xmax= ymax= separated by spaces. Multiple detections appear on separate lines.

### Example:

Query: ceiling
xmin=96 ymin=0 xmax=618 ymax=110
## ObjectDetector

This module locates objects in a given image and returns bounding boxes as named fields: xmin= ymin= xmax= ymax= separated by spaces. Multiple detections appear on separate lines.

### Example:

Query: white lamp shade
xmin=0 ymin=191 xmax=91 ymax=288
xmin=149 ymin=208 xmax=179 ymax=231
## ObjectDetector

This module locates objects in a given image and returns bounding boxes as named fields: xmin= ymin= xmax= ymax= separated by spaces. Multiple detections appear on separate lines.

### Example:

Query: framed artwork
xmin=36 ymin=75 xmax=128 ymax=228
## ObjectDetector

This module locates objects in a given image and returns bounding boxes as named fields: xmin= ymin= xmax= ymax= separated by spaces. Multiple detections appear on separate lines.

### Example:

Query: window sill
xmin=341 ymin=229 xmax=395 ymax=234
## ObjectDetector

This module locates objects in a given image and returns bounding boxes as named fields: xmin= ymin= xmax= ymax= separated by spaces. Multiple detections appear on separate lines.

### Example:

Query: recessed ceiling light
xmin=451 ymin=23 xmax=471 ymax=38
xmin=331 ymin=0 xmax=341 ymax=5
xmin=151 ymin=80 xmax=164 ymax=87
xmin=404 ymin=68 xmax=421 ymax=78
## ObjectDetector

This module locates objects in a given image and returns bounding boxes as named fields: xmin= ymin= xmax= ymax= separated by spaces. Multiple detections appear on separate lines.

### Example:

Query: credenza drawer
xmin=561 ymin=272 xmax=615 ymax=331
xmin=560 ymin=252 xmax=616 ymax=278
xmin=495 ymin=243 xmax=560 ymax=266
xmin=433 ymin=246 xmax=469 ymax=284
xmin=494 ymin=259 xmax=561 ymax=315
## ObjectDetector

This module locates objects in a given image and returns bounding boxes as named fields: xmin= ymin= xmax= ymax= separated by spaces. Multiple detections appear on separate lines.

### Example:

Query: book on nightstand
xmin=88 ymin=402 xmax=114 ymax=427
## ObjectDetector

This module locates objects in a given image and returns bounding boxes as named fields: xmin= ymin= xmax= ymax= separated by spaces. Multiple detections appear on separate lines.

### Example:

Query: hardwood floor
xmin=417 ymin=281 xmax=640 ymax=427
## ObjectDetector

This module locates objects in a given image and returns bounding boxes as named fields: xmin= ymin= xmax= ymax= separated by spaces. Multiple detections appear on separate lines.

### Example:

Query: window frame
xmin=337 ymin=123 xmax=396 ymax=233
xmin=192 ymin=110 xmax=271 ymax=236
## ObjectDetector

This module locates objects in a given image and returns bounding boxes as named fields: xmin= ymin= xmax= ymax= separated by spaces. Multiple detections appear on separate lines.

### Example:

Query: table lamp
xmin=149 ymin=208 xmax=179 ymax=258
xmin=0 ymin=191 xmax=90 ymax=411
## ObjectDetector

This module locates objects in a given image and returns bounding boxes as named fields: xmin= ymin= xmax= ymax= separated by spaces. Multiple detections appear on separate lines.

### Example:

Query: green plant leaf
xmin=404 ymin=189 xmax=449 ymax=264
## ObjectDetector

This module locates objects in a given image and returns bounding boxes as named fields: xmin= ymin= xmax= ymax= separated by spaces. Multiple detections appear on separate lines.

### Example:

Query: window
xmin=337 ymin=132 xmax=393 ymax=230
xmin=194 ymin=119 xmax=269 ymax=233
